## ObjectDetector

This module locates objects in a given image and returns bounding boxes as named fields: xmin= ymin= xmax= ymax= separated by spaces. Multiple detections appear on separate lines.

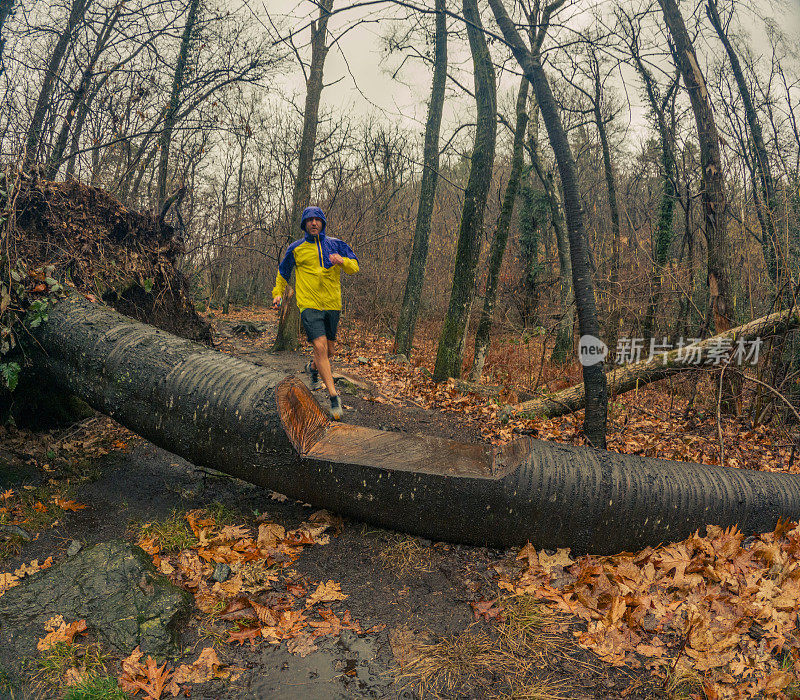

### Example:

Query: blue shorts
xmin=300 ymin=309 xmax=340 ymax=342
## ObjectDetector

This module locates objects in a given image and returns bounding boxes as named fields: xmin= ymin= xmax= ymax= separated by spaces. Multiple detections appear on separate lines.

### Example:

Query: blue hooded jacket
xmin=272 ymin=206 xmax=359 ymax=311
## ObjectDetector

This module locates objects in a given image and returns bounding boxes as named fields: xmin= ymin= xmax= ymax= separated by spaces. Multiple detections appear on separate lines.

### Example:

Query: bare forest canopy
xmin=1 ymin=0 xmax=800 ymax=437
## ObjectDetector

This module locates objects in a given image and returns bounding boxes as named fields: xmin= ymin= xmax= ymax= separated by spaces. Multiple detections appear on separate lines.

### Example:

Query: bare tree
xmin=706 ymin=0 xmax=779 ymax=291
xmin=156 ymin=0 xmax=200 ymax=209
xmin=433 ymin=0 xmax=497 ymax=381
xmin=487 ymin=0 xmax=608 ymax=447
xmin=395 ymin=0 xmax=447 ymax=360
xmin=470 ymin=75 xmax=529 ymax=381
xmin=24 ymin=0 xmax=92 ymax=166
xmin=273 ymin=0 xmax=334 ymax=351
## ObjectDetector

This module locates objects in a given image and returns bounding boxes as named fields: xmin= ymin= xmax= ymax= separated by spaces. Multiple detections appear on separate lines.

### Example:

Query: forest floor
xmin=1 ymin=305 xmax=800 ymax=699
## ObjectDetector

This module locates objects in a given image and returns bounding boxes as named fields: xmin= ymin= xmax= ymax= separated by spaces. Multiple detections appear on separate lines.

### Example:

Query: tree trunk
xmin=156 ymin=0 xmax=200 ymax=210
xmin=526 ymin=103 xmax=573 ymax=364
xmin=487 ymin=0 xmax=608 ymax=447
xmin=273 ymin=0 xmax=333 ymax=352
xmin=706 ymin=0 xmax=779 ymax=288
xmin=45 ymin=4 xmax=121 ymax=179
xmin=0 ymin=0 xmax=14 ymax=76
xmin=504 ymin=308 xmax=798 ymax=420
xmin=658 ymin=0 xmax=733 ymax=336
xmin=592 ymin=60 xmax=622 ymax=356
xmin=470 ymin=76 xmax=529 ymax=382
xmin=433 ymin=0 xmax=497 ymax=381
xmin=222 ymin=136 xmax=248 ymax=315
xmin=31 ymin=294 xmax=800 ymax=554
xmin=394 ymin=0 xmax=447 ymax=360
xmin=659 ymin=0 xmax=740 ymax=413
xmin=24 ymin=0 xmax=91 ymax=167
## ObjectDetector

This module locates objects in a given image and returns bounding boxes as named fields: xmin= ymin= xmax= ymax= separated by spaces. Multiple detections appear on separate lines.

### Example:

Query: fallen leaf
xmin=306 ymin=580 xmax=348 ymax=607
xmin=227 ymin=626 xmax=261 ymax=647
xmin=287 ymin=633 xmax=318 ymax=657
xmin=37 ymin=617 xmax=88 ymax=650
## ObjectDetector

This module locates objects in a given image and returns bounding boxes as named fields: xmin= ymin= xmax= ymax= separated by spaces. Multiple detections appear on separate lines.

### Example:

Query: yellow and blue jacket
xmin=272 ymin=228 xmax=359 ymax=313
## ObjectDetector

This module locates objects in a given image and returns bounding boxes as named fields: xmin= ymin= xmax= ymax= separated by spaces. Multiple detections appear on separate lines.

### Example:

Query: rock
xmin=66 ymin=539 xmax=82 ymax=557
xmin=0 ymin=540 xmax=190 ymax=659
xmin=212 ymin=562 xmax=231 ymax=582
xmin=231 ymin=321 xmax=265 ymax=337
xmin=385 ymin=353 xmax=409 ymax=364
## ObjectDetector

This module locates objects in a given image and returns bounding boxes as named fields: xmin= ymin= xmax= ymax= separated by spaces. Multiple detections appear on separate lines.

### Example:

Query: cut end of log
xmin=276 ymin=377 xmax=330 ymax=454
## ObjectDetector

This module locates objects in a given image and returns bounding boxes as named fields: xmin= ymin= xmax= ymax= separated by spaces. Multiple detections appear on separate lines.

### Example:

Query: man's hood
xmin=300 ymin=206 xmax=327 ymax=235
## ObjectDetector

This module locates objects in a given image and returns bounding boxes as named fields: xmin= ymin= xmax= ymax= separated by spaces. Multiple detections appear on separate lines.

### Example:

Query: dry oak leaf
xmin=137 ymin=536 xmax=160 ymax=556
xmin=217 ymin=524 xmax=251 ymax=542
xmin=0 ymin=572 xmax=21 ymax=596
xmin=211 ymin=573 xmax=243 ymax=599
xmin=516 ymin=542 xmax=539 ymax=569
xmin=763 ymin=669 xmax=794 ymax=694
xmin=257 ymin=523 xmax=285 ymax=549
xmin=226 ymin=626 xmax=261 ymax=647
xmin=129 ymin=656 xmax=174 ymax=700
xmin=306 ymin=580 xmax=348 ymax=607
xmin=248 ymin=599 xmax=278 ymax=626
xmin=471 ymin=600 xmax=503 ymax=622
xmin=171 ymin=647 xmax=231 ymax=685
xmin=51 ymin=497 xmax=88 ymax=511
xmin=538 ymin=548 xmax=573 ymax=573
xmin=37 ymin=616 xmax=88 ymax=651
xmin=14 ymin=557 xmax=53 ymax=578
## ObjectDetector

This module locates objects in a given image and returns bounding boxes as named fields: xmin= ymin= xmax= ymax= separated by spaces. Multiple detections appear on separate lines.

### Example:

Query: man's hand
xmin=329 ymin=253 xmax=344 ymax=266
xmin=272 ymin=297 xmax=282 ymax=310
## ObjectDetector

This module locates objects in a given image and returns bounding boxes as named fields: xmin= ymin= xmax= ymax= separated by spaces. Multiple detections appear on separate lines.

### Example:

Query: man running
xmin=272 ymin=206 xmax=359 ymax=419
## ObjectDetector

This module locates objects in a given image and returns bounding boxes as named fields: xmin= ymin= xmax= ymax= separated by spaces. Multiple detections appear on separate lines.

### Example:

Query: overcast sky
xmin=263 ymin=0 xmax=800 ymax=152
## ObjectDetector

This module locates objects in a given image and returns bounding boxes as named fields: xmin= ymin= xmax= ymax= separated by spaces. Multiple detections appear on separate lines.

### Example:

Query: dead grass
xmin=497 ymin=595 xmax=566 ymax=657
xmin=495 ymin=677 xmax=570 ymax=700
xmin=663 ymin=661 xmax=704 ymax=699
xmin=32 ymin=641 xmax=121 ymax=698
xmin=378 ymin=535 xmax=435 ymax=577
xmin=397 ymin=598 xmax=572 ymax=699
xmin=399 ymin=628 xmax=516 ymax=698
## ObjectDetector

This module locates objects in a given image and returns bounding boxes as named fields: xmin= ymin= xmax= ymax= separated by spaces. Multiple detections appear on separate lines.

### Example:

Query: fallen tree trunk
xmin=32 ymin=295 xmax=800 ymax=554
xmin=504 ymin=309 xmax=799 ymax=420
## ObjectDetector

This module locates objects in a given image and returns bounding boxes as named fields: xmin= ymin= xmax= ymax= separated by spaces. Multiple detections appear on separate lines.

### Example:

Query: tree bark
xmin=156 ymin=0 xmax=200 ymax=210
xmin=504 ymin=308 xmax=798 ymax=420
xmin=433 ymin=0 xmax=497 ymax=381
xmin=46 ymin=3 xmax=122 ymax=179
xmin=0 ymin=0 xmax=14 ymax=76
xmin=24 ymin=0 xmax=91 ymax=167
xmin=470 ymin=76 xmax=529 ymax=382
xmin=590 ymin=56 xmax=622 ymax=356
xmin=487 ymin=0 xmax=608 ymax=447
xmin=525 ymin=101 xmax=573 ymax=364
xmin=706 ymin=0 xmax=778 ymax=288
xmin=273 ymin=0 xmax=334 ymax=352
xmin=32 ymin=294 xmax=800 ymax=553
xmin=658 ymin=0 xmax=733 ymax=336
xmin=394 ymin=0 xmax=447 ymax=360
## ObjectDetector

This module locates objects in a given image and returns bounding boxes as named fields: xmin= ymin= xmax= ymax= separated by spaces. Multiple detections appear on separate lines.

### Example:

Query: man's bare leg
xmin=312 ymin=336 xmax=337 ymax=397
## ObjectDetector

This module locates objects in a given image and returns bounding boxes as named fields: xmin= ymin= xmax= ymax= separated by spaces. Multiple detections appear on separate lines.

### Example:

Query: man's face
xmin=305 ymin=217 xmax=323 ymax=236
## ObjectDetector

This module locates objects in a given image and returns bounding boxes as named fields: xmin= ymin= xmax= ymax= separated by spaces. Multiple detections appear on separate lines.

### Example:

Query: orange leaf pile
xmin=496 ymin=521 xmax=800 ymax=697
xmin=138 ymin=508 xmax=365 ymax=657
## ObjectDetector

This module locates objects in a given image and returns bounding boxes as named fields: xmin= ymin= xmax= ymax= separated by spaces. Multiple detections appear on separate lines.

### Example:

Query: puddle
xmin=241 ymin=634 xmax=394 ymax=700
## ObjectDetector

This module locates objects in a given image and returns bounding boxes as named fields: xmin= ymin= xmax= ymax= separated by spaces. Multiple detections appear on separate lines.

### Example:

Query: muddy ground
xmin=0 ymin=314 xmax=666 ymax=700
